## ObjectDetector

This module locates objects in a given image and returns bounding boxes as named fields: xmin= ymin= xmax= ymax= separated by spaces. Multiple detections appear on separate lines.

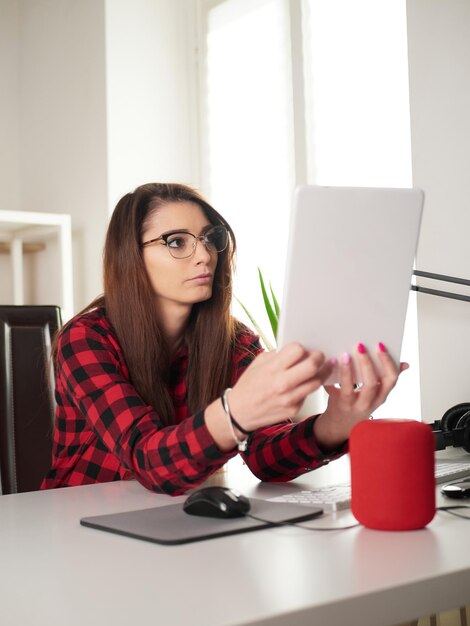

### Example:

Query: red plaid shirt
xmin=41 ymin=308 xmax=345 ymax=495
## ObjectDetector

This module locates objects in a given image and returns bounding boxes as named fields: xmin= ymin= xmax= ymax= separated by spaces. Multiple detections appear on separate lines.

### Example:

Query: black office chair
xmin=0 ymin=305 xmax=62 ymax=495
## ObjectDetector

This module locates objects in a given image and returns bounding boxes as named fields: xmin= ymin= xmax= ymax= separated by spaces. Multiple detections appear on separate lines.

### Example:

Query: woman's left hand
xmin=313 ymin=342 xmax=408 ymax=451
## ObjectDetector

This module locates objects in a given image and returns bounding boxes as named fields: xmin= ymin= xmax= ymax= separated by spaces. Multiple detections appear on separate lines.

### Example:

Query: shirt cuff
xmin=294 ymin=414 xmax=349 ymax=467
xmin=183 ymin=410 xmax=237 ymax=468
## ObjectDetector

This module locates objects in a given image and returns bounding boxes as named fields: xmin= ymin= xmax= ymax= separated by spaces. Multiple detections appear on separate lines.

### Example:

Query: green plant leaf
xmin=270 ymin=283 xmax=280 ymax=318
xmin=235 ymin=296 xmax=275 ymax=351
xmin=258 ymin=267 xmax=278 ymax=339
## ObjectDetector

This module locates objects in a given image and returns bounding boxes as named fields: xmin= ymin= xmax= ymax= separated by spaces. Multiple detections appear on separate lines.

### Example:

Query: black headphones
xmin=430 ymin=403 xmax=470 ymax=453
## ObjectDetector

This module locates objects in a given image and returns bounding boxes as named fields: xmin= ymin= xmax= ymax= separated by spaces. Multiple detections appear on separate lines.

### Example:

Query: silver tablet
xmin=277 ymin=185 xmax=424 ymax=384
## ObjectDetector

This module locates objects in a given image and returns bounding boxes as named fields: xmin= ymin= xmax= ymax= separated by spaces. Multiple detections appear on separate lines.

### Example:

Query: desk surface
xmin=1 ymin=455 xmax=470 ymax=626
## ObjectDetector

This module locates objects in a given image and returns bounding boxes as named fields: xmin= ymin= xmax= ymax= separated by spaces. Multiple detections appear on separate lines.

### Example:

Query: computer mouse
xmin=441 ymin=480 xmax=470 ymax=499
xmin=183 ymin=486 xmax=251 ymax=519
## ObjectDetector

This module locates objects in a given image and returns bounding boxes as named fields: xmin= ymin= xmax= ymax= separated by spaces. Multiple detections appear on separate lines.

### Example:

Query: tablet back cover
xmin=277 ymin=185 xmax=424 ymax=383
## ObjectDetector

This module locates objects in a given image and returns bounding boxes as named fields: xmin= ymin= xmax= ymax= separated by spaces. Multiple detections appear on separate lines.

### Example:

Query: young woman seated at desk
xmin=41 ymin=183 xmax=407 ymax=495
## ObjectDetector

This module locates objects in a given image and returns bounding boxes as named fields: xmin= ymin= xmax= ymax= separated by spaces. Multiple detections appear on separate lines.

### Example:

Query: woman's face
xmin=141 ymin=201 xmax=219 ymax=310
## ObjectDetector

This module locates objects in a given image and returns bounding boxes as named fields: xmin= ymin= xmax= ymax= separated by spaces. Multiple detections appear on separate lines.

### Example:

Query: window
xmin=304 ymin=0 xmax=412 ymax=188
xmin=200 ymin=0 xmax=293 ymax=335
xmin=199 ymin=0 xmax=419 ymax=419
xmin=303 ymin=0 xmax=419 ymax=418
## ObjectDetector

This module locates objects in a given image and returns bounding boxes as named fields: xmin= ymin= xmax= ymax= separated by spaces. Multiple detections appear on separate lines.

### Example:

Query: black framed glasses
xmin=141 ymin=225 xmax=229 ymax=259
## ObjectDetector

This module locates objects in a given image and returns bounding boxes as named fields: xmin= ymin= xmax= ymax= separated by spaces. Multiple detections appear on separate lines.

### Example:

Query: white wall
xmin=0 ymin=0 xmax=196 ymax=314
xmin=0 ymin=0 xmax=108 ymax=312
xmin=0 ymin=1 xmax=21 ymax=297
xmin=105 ymin=0 xmax=198 ymax=211
xmin=0 ymin=0 xmax=21 ymax=211
xmin=407 ymin=0 xmax=470 ymax=420
xmin=18 ymin=0 xmax=109 ymax=312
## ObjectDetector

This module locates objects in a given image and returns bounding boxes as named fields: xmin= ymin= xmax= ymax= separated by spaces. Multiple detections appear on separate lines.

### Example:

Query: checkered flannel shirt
xmin=41 ymin=308 xmax=345 ymax=495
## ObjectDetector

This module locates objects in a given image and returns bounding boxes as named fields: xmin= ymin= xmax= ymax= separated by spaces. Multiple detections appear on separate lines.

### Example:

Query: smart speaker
xmin=350 ymin=419 xmax=436 ymax=530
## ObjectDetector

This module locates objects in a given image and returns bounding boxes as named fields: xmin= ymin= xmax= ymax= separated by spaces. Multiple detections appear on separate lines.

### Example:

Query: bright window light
xmin=304 ymin=0 xmax=420 ymax=419
xmin=204 ymin=0 xmax=293 ymax=341
xmin=304 ymin=0 xmax=412 ymax=188
xmin=202 ymin=0 xmax=419 ymax=419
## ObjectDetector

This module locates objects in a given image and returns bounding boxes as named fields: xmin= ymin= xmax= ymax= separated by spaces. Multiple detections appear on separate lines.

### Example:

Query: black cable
xmin=246 ymin=513 xmax=360 ymax=531
xmin=437 ymin=505 xmax=470 ymax=520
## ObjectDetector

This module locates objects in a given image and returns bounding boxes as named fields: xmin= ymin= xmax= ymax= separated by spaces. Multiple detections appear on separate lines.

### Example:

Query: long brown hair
xmin=73 ymin=183 xmax=241 ymax=424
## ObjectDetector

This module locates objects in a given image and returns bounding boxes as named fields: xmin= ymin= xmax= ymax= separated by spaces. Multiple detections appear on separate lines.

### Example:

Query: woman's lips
xmin=190 ymin=273 xmax=212 ymax=284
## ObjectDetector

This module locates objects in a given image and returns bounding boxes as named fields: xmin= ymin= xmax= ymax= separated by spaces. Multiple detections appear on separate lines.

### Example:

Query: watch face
xmin=441 ymin=481 xmax=470 ymax=498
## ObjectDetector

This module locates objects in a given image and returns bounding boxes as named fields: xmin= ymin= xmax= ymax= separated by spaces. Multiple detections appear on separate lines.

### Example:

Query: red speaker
xmin=350 ymin=419 xmax=436 ymax=530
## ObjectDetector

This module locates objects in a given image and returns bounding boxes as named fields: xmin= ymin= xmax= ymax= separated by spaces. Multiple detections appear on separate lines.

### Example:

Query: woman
xmin=41 ymin=182 xmax=406 ymax=494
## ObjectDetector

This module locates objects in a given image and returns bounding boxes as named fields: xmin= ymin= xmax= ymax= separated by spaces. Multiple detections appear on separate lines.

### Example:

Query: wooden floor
xmin=398 ymin=606 xmax=469 ymax=626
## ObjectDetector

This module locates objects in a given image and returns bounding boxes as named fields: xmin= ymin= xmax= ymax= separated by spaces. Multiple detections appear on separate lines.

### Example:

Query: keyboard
xmin=434 ymin=459 xmax=470 ymax=484
xmin=267 ymin=485 xmax=352 ymax=512
xmin=266 ymin=459 xmax=470 ymax=513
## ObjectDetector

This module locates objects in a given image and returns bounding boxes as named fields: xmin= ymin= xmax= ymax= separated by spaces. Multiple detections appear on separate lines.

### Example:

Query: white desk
xmin=1 ymin=457 xmax=469 ymax=626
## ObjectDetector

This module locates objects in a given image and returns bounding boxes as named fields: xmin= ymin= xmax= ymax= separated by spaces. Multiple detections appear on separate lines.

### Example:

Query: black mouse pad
xmin=80 ymin=498 xmax=323 ymax=545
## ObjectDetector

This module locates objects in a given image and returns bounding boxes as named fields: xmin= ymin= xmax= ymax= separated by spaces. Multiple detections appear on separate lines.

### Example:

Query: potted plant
xmin=236 ymin=267 xmax=279 ymax=352
xmin=237 ymin=268 xmax=326 ymax=420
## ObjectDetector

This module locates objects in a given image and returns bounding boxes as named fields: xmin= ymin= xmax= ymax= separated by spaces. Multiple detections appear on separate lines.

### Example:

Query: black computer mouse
xmin=441 ymin=480 xmax=470 ymax=499
xmin=183 ymin=486 xmax=251 ymax=519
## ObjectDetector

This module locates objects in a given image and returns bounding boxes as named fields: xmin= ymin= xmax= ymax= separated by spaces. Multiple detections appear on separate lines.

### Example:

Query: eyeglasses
xmin=141 ymin=225 xmax=229 ymax=259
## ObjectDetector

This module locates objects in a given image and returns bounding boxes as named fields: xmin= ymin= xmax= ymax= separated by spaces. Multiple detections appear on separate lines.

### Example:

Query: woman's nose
xmin=193 ymin=237 xmax=212 ymax=263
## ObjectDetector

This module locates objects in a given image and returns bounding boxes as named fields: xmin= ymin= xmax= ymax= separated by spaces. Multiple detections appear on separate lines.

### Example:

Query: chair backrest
xmin=0 ymin=305 xmax=62 ymax=495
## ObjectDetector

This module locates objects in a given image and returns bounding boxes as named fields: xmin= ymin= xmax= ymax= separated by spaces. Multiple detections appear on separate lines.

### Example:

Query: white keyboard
xmin=435 ymin=459 xmax=470 ymax=484
xmin=267 ymin=459 xmax=470 ymax=513
xmin=267 ymin=485 xmax=352 ymax=512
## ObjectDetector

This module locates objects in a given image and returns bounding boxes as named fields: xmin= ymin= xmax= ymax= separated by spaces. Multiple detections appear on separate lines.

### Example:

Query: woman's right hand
xmin=227 ymin=343 xmax=335 ymax=432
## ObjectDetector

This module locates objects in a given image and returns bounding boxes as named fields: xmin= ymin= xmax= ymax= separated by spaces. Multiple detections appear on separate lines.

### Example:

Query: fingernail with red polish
xmin=330 ymin=357 xmax=338 ymax=366
xmin=357 ymin=343 xmax=366 ymax=354
xmin=378 ymin=342 xmax=387 ymax=353
xmin=342 ymin=352 xmax=351 ymax=365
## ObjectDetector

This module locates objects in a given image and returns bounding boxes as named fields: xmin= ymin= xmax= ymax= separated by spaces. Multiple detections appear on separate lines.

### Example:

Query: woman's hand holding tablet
xmin=313 ymin=341 xmax=409 ymax=450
